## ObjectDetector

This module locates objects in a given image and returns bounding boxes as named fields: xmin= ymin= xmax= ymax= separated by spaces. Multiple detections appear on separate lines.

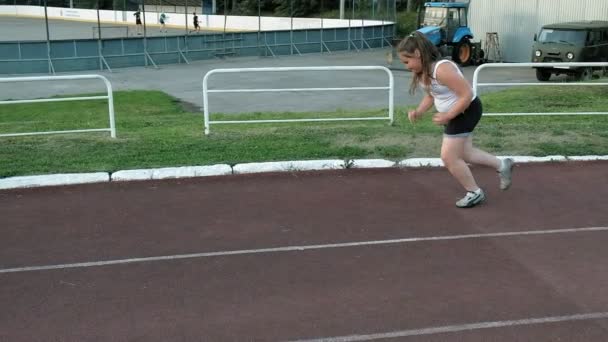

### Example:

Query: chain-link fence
xmin=0 ymin=0 xmax=419 ymax=73
xmin=0 ymin=0 xmax=414 ymax=41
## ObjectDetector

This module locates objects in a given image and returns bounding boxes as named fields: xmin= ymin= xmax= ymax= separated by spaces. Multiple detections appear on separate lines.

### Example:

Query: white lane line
xmin=289 ymin=312 xmax=608 ymax=341
xmin=1 ymin=226 xmax=607 ymax=274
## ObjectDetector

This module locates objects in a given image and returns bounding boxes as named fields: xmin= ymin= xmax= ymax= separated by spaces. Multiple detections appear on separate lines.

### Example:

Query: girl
xmin=398 ymin=32 xmax=513 ymax=208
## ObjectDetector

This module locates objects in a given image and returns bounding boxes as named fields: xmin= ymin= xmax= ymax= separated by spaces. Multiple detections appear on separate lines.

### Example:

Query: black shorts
xmin=136 ymin=19 xmax=142 ymax=25
xmin=444 ymin=97 xmax=482 ymax=136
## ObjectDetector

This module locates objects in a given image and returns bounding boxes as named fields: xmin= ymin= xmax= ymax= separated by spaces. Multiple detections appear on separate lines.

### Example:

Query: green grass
xmin=1 ymin=85 xmax=607 ymax=177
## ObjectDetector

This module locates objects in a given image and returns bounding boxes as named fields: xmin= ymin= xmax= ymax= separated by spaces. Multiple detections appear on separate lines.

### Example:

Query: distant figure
xmin=134 ymin=10 xmax=142 ymax=35
xmin=159 ymin=12 xmax=168 ymax=33
xmin=190 ymin=12 xmax=200 ymax=33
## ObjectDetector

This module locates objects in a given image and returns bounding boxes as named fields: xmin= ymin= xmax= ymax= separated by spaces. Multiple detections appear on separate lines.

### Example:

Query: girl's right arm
xmin=408 ymin=93 xmax=434 ymax=123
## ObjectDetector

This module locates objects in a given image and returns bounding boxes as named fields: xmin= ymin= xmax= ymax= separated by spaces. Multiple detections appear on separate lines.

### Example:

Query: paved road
xmin=1 ymin=47 xmax=548 ymax=113
xmin=1 ymin=16 xmax=556 ymax=113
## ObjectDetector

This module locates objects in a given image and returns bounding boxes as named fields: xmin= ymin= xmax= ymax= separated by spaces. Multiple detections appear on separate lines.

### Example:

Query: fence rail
xmin=473 ymin=62 xmax=608 ymax=116
xmin=202 ymin=66 xmax=394 ymax=135
xmin=0 ymin=74 xmax=116 ymax=138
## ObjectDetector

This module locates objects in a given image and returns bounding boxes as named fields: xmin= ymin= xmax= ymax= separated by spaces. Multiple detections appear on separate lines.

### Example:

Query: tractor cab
xmin=416 ymin=1 xmax=478 ymax=65
xmin=419 ymin=2 xmax=468 ymax=45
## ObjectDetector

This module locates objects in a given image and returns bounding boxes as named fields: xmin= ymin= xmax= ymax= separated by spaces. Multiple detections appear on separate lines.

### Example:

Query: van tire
xmin=536 ymin=69 xmax=551 ymax=82
xmin=576 ymin=67 xmax=593 ymax=81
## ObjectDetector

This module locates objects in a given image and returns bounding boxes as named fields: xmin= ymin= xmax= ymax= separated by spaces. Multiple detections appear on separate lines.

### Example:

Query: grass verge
xmin=1 ymin=85 xmax=607 ymax=177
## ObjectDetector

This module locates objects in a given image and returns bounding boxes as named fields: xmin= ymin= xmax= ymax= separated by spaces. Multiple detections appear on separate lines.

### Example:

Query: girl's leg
xmin=463 ymin=135 xmax=514 ymax=190
xmin=441 ymin=136 xmax=479 ymax=192
xmin=462 ymin=136 xmax=501 ymax=170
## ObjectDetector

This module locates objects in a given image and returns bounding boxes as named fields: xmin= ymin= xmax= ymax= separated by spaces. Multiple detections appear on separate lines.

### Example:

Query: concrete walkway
xmin=1 ymin=48 xmax=545 ymax=114
xmin=1 ymin=15 xmax=562 ymax=113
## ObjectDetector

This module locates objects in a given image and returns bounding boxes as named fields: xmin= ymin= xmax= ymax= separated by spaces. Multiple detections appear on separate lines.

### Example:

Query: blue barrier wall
xmin=0 ymin=25 xmax=394 ymax=74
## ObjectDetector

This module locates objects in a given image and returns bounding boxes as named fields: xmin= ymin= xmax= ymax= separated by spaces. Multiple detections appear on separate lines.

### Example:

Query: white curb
xmin=0 ymin=172 xmax=109 ymax=190
xmin=398 ymin=158 xmax=444 ymax=167
xmin=501 ymin=155 xmax=567 ymax=163
xmin=350 ymin=159 xmax=396 ymax=169
xmin=567 ymin=155 xmax=608 ymax=161
xmin=396 ymin=156 xmax=573 ymax=168
xmin=151 ymin=165 xmax=233 ymax=180
xmin=233 ymin=160 xmax=345 ymax=174
xmin=1 ymin=156 xmax=607 ymax=190
xmin=111 ymin=169 xmax=154 ymax=181
xmin=111 ymin=164 xmax=233 ymax=181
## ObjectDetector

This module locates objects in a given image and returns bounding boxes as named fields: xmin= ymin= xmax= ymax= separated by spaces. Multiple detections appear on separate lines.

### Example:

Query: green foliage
xmin=232 ymin=0 xmax=258 ymax=15
xmin=395 ymin=10 xmax=417 ymax=38
xmin=221 ymin=0 xmax=275 ymax=15
xmin=273 ymin=0 xmax=319 ymax=17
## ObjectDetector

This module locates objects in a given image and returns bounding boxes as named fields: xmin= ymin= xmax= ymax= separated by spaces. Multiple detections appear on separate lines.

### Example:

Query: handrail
xmin=202 ymin=66 xmax=394 ymax=135
xmin=0 ymin=74 xmax=116 ymax=138
xmin=473 ymin=62 xmax=608 ymax=116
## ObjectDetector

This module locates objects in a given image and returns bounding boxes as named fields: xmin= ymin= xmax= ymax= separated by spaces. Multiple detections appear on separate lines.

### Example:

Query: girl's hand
xmin=432 ymin=112 xmax=451 ymax=125
xmin=408 ymin=110 xmax=419 ymax=123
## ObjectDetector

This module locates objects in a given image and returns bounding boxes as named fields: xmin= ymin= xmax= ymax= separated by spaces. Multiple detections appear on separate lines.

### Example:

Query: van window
xmin=588 ymin=31 xmax=600 ymax=44
xmin=538 ymin=29 xmax=586 ymax=45
xmin=602 ymin=29 xmax=608 ymax=43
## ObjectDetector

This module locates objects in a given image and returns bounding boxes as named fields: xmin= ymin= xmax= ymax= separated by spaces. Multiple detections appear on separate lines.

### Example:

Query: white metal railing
xmin=473 ymin=62 xmax=608 ymax=116
xmin=0 ymin=75 xmax=116 ymax=138
xmin=202 ymin=66 xmax=394 ymax=135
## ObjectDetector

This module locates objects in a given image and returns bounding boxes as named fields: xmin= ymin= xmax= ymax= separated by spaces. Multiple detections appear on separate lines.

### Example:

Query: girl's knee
xmin=441 ymin=138 xmax=466 ymax=167
xmin=441 ymin=151 xmax=458 ymax=167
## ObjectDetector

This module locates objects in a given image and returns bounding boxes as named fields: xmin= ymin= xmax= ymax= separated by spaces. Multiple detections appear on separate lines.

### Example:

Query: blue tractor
xmin=416 ymin=1 xmax=484 ymax=66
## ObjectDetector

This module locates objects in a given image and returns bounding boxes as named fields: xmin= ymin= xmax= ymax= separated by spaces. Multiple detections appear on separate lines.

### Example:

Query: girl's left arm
xmin=433 ymin=63 xmax=473 ymax=124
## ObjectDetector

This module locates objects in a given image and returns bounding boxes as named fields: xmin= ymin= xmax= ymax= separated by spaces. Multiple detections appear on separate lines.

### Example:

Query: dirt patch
xmin=333 ymin=133 xmax=441 ymax=158
xmin=178 ymin=100 xmax=202 ymax=113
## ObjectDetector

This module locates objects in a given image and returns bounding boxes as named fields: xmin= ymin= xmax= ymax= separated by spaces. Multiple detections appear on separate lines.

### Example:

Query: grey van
xmin=532 ymin=21 xmax=608 ymax=81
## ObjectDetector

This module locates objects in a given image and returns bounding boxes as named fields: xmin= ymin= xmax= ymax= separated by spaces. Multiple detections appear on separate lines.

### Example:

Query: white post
xmin=202 ymin=66 xmax=394 ymax=134
xmin=0 ymin=75 xmax=117 ymax=138
xmin=100 ymin=76 xmax=117 ymax=138
xmin=388 ymin=68 xmax=394 ymax=124
xmin=203 ymin=73 xmax=211 ymax=135
xmin=472 ymin=62 xmax=608 ymax=116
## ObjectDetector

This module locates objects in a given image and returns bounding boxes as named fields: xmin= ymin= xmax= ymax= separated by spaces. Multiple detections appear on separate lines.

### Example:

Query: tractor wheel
xmin=452 ymin=38 xmax=472 ymax=66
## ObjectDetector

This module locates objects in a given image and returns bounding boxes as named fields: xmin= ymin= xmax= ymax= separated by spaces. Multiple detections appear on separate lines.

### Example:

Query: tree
xmin=274 ymin=0 xmax=319 ymax=17
xmin=406 ymin=0 xmax=424 ymax=12
xmin=233 ymin=0 xmax=275 ymax=15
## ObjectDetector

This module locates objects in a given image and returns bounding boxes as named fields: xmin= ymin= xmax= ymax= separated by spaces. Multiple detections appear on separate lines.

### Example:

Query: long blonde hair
xmin=397 ymin=31 xmax=441 ymax=94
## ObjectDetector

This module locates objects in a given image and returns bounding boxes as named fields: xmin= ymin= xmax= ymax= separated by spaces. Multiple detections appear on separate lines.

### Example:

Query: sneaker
xmin=456 ymin=189 xmax=486 ymax=208
xmin=498 ymin=158 xmax=514 ymax=190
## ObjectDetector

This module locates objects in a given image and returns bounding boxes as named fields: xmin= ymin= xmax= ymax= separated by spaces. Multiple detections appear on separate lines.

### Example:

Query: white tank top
xmin=421 ymin=60 xmax=475 ymax=113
